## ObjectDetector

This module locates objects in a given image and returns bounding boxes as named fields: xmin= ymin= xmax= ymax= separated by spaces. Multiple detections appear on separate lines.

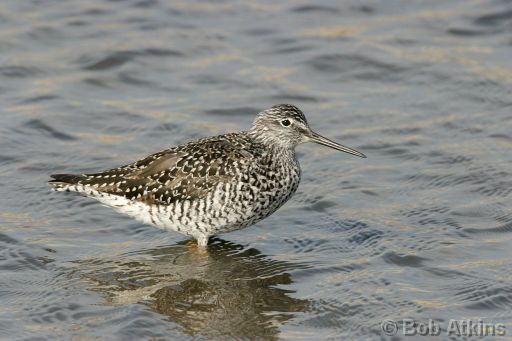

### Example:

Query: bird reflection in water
xmin=76 ymin=238 xmax=310 ymax=340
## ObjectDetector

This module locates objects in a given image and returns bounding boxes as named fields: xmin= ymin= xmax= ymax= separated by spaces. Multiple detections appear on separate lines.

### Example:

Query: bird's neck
xmin=247 ymin=129 xmax=297 ymax=152
xmin=245 ymin=130 xmax=299 ymax=172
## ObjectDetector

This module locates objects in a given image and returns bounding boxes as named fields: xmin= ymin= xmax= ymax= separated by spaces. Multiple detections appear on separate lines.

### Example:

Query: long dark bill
xmin=309 ymin=132 xmax=366 ymax=158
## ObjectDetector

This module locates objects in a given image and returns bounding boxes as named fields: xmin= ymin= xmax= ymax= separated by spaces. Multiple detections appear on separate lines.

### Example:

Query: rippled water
xmin=1 ymin=0 xmax=512 ymax=340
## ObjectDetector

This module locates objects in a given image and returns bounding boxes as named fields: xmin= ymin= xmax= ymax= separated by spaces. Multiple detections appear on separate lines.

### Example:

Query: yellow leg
xmin=186 ymin=239 xmax=197 ymax=248
xmin=185 ymin=239 xmax=209 ymax=255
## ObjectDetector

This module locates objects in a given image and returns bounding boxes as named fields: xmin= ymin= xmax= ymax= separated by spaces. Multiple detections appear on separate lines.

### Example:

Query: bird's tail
xmin=48 ymin=173 xmax=86 ymax=191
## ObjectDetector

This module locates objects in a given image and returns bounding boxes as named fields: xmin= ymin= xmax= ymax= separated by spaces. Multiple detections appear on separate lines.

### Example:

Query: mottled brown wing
xmin=78 ymin=136 xmax=253 ymax=205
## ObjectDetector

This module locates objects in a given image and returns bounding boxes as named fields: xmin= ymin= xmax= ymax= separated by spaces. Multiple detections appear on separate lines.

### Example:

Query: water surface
xmin=1 ymin=0 xmax=511 ymax=340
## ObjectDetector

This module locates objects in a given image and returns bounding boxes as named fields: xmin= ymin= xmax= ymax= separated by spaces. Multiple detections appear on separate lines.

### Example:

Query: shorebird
xmin=49 ymin=104 xmax=365 ymax=246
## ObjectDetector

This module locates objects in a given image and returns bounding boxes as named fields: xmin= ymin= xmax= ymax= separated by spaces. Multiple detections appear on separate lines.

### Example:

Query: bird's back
xmin=50 ymin=132 xmax=258 ymax=202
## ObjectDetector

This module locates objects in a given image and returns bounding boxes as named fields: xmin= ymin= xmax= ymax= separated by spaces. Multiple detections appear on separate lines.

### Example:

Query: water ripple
xmin=22 ymin=119 xmax=77 ymax=141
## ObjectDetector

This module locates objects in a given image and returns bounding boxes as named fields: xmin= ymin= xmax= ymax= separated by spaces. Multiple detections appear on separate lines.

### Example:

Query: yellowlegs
xmin=49 ymin=104 xmax=365 ymax=246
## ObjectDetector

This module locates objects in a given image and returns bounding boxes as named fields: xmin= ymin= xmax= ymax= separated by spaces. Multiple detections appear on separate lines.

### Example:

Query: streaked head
xmin=249 ymin=104 xmax=366 ymax=158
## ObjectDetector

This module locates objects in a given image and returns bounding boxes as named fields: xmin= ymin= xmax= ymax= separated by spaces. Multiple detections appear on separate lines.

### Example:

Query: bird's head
xmin=249 ymin=104 xmax=366 ymax=158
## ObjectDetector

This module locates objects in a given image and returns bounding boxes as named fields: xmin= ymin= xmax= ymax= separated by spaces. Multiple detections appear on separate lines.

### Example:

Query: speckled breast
xmin=206 ymin=149 xmax=302 ymax=234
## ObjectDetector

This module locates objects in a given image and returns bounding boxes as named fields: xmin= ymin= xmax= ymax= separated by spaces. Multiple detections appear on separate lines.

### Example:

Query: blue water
xmin=1 ymin=0 xmax=511 ymax=340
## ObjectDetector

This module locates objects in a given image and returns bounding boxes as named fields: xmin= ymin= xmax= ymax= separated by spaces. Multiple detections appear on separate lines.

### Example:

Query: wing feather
xmin=77 ymin=134 xmax=254 ymax=205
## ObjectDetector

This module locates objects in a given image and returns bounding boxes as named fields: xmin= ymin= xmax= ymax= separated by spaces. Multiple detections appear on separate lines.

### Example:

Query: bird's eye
xmin=280 ymin=119 xmax=291 ymax=127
